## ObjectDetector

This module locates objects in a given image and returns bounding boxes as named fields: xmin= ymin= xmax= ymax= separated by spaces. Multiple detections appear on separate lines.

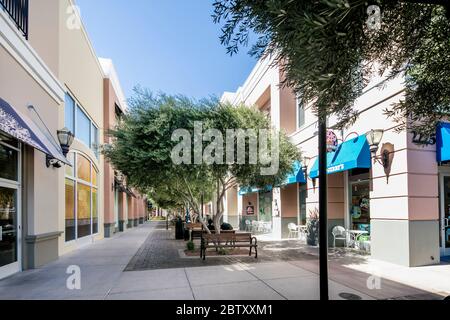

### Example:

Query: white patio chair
xmin=288 ymin=223 xmax=299 ymax=239
xmin=256 ymin=221 xmax=264 ymax=233
xmin=332 ymin=226 xmax=347 ymax=248
xmin=252 ymin=220 xmax=259 ymax=233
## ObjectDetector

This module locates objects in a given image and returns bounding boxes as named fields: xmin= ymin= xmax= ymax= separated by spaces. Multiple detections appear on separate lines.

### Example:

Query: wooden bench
xmin=185 ymin=223 xmax=204 ymax=240
xmin=200 ymin=232 xmax=257 ymax=260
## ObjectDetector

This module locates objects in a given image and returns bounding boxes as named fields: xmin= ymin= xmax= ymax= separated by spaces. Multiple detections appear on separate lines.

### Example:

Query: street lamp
xmin=365 ymin=129 xmax=384 ymax=157
xmin=301 ymin=156 xmax=311 ymax=174
xmin=46 ymin=127 xmax=74 ymax=168
xmin=57 ymin=127 xmax=74 ymax=156
xmin=365 ymin=129 xmax=389 ymax=168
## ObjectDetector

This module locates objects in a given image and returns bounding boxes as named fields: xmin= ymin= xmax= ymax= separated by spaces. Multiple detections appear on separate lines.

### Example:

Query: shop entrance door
xmin=258 ymin=191 xmax=272 ymax=223
xmin=439 ymin=174 xmax=450 ymax=256
xmin=0 ymin=137 xmax=21 ymax=279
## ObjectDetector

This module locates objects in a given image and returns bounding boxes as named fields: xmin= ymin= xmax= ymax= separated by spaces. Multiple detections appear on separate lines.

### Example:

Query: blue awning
xmin=0 ymin=97 xmax=69 ymax=164
xmin=282 ymin=160 xmax=306 ymax=185
xmin=437 ymin=122 xmax=450 ymax=162
xmin=310 ymin=135 xmax=371 ymax=179
xmin=239 ymin=185 xmax=273 ymax=196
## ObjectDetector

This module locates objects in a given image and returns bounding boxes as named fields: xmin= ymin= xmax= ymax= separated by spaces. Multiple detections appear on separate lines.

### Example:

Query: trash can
xmin=175 ymin=218 xmax=184 ymax=240
xmin=184 ymin=227 xmax=190 ymax=241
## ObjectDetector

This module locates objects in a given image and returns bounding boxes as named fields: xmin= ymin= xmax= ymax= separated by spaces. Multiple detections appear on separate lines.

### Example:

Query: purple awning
xmin=0 ymin=97 xmax=69 ymax=164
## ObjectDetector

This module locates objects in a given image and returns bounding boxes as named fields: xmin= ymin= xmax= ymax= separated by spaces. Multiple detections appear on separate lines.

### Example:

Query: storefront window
xmin=92 ymin=188 xmax=98 ymax=234
xmin=349 ymin=169 xmax=371 ymax=233
xmin=65 ymin=179 xmax=76 ymax=242
xmin=64 ymin=151 xmax=99 ymax=242
xmin=66 ymin=92 xmax=99 ymax=158
xmin=65 ymin=152 xmax=75 ymax=177
xmin=76 ymin=106 xmax=91 ymax=147
xmin=0 ymin=143 xmax=18 ymax=181
xmin=64 ymin=93 xmax=75 ymax=133
xmin=77 ymin=154 xmax=91 ymax=183
xmin=299 ymin=184 xmax=307 ymax=225
xmin=0 ymin=136 xmax=19 ymax=269
xmin=77 ymin=183 xmax=91 ymax=238
xmin=259 ymin=191 xmax=272 ymax=222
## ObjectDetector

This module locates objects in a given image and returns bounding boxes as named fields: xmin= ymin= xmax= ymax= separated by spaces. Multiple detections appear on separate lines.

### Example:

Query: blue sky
xmin=76 ymin=0 xmax=257 ymax=100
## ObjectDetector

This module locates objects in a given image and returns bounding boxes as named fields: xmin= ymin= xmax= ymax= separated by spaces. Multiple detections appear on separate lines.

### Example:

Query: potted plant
xmin=306 ymin=208 xmax=319 ymax=246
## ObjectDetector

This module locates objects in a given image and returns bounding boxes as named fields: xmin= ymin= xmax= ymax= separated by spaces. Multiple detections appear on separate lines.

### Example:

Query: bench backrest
xmin=203 ymin=232 xmax=252 ymax=243
xmin=209 ymin=230 xmax=235 ymax=234
xmin=186 ymin=223 xmax=203 ymax=230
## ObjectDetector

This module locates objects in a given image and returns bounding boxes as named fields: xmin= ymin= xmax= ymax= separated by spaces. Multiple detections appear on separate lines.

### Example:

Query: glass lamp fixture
xmin=365 ymin=129 xmax=390 ymax=168
xmin=57 ymin=127 xmax=74 ymax=157
xmin=365 ymin=129 xmax=384 ymax=154
xmin=46 ymin=127 xmax=74 ymax=168
xmin=302 ymin=156 xmax=311 ymax=169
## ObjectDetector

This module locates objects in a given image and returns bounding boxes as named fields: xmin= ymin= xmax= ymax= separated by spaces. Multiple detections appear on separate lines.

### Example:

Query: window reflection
xmin=77 ymin=154 xmax=91 ymax=182
xmin=0 ymin=144 xmax=18 ymax=182
xmin=65 ymin=151 xmax=98 ymax=241
xmin=77 ymin=183 xmax=92 ymax=238
xmin=92 ymin=188 xmax=98 ymax=234
xmin=65 ymin=179 xmax=75 ymax=242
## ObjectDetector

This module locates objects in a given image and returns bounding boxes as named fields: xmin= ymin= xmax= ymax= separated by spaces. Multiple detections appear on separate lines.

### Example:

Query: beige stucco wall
xmin=0 ymin=47 xmax=63 ymax=237
xmin=28 ymin=0 xmax=60 ymax=76
xmin=280 ymin=184 xmax=298 ymax=218
xmin=29 ymin=0 xmax=106 ymax=255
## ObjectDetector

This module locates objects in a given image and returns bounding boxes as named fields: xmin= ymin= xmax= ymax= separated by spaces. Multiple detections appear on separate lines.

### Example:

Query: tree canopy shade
xmin=212 ymin=0 xmax=450 ymax=137
xmin=104 ymin=88 xmax=300 ymax=232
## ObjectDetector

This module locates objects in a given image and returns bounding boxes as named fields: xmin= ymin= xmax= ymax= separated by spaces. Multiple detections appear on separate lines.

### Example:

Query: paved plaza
xmin=0 ymin=222 xmax=447 ymax=300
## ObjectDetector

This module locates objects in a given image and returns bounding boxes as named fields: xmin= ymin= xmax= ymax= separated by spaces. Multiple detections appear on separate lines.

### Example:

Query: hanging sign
xmin=326 ymin=130 xmax=339 ymax=152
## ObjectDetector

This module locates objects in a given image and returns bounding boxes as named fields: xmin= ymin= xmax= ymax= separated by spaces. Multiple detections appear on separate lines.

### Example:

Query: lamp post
xmin=302 ymin=156 xmax=311 ymax=176
xmin=318 ymin=111 xmax=329 ymax=301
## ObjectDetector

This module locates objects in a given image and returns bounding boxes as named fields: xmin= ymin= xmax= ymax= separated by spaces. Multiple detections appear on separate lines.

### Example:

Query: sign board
xmin=326 ymin=130 xmax=338 ymax=152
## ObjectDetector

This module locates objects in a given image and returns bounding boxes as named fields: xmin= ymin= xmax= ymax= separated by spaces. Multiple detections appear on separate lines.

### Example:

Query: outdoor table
xmin=346 ymin=230 xmax=369 ymax=249
xmin=297 ymin=225 xmax=307 ymax=240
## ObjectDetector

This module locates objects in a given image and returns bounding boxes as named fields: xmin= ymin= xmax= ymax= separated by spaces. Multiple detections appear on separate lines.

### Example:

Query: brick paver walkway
xmin=125 ymin=221 xmax=317 ymax=271
xmin=0 ymin=221 xmax=446 ymax=300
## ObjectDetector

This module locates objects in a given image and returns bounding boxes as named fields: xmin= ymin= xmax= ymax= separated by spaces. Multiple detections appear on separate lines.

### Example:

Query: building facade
xmin=0 ymin=0 xmax=146 ymax=280
xmin=222 ymin=55 xmax=447 ymax=267
xmin=100 ymin=58 xmax=146 ymax=238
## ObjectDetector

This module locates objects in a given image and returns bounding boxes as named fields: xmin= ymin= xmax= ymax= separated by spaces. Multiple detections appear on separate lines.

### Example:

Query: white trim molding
xmin=0 ymin=9 xmax=65 ymax=104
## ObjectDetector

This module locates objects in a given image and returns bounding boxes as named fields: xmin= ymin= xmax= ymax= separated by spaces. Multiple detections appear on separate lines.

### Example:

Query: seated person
xmin=221 ymin=222 xmax=233 ymax=231
xmin=207 ymin=219 xmax=215 ymax=231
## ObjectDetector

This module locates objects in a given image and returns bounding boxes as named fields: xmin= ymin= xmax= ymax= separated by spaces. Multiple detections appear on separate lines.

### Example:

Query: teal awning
xmin=437 ymin=122 xmax=450 ymax=162
xmin=282 ymin=160 xmax=306 ymax=185
xmin=238 ymin=187 xmax=259 ymax=196
xmin=239 ymin=185 xmax=273 ymax=196
xmin=310 ymin=135 xmax=371 ymax=179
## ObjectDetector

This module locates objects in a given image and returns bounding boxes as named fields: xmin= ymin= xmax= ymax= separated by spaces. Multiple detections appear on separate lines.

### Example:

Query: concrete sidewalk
xmin=0 ymin=222 xmax=446 ymax=300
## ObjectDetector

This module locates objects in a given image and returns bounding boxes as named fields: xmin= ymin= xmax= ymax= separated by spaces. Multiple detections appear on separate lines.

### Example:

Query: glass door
xmin=114 ymin=186 xmax=119 ymax=230
xmin=439 ymin=175 xmax=450 ymax=256
xmin=0 ymin=187 xmax=19 ymax=276
xmin=0 ymin=136 xmax=21 ymax=279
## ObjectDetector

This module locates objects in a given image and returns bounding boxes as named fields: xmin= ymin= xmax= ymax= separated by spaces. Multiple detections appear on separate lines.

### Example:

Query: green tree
xmin=213 ymin=0 xmax=450 ymax=137
xmin=104 ymin=88 xmax=300 ymax=233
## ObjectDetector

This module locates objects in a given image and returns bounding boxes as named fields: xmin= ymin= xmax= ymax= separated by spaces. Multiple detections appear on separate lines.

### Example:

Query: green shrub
xmin=186 ymin=241 xmax=195 ymax=251
xmin=218 ymin=248 xmax=228 ymax=255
